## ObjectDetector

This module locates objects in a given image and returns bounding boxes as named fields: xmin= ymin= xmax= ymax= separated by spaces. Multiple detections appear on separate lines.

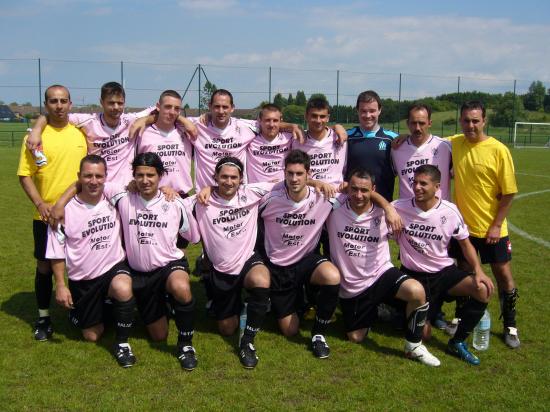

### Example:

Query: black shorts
xmin=68 ymin=261 xmax=131 ymax=329
xmin=209 ymin=252 xmax=265 ymax=320
xmin=340 ymin=267 xmax=409 ymax=332
xmin=131 ymin=258 xmax=190 ymax=325
xmin=401 ymin=264 xmax=470 ymax=321
xmin=449 ymin=236 xmax=512 ymax=264
xmin=267 ymin=252 xmax=328 ymax=319
xmin=33 ymin=220 xmax=48 ymax=260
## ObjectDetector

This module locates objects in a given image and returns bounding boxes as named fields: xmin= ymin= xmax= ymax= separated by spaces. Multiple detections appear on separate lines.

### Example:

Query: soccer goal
xmin=513 ymin=122 xmax=550 ymax=148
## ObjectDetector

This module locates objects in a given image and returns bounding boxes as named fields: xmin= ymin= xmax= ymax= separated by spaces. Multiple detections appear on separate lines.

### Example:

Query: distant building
xmin=0 ymin=105 xmax=16 ymax=121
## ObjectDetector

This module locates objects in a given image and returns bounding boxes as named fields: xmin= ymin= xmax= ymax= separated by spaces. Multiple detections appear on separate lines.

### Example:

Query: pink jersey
xmin=190 ymin=117 xmax=258 ymax=190
xmin=247 ymin=132 xmax=293 ymax=183
xmin=327 ymin=195 xmax=394 ymax=298
xmin=45 ymin=194 xmax=125 ymax=282
xmin=260 ymin=185 xmax=332 ymax=266
xmin=106 ymin=185 xmax=200 ymax=272
xmin=191 ymin=182 xmax=274 ymax=274
xmin=69 ymin=108 xmax=152 ymax=186
xmin=391 ymin=135 xmax=452 ymax=200
xmin=392 ymin=197 xmax=469 ymax=273
xmin=292 ymin=129 xmax=347 ymax=186
xmin=136 ymin=124 xmax=193 ymax=194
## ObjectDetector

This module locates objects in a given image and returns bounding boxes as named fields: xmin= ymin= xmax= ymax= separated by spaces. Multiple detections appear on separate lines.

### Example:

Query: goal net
xmin=513 ymin=122 xmax=550 ymax=148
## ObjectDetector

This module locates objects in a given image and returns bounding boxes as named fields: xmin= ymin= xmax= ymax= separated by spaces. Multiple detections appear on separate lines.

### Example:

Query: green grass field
xmin=0 ymin=146 xmax=549 ymax=411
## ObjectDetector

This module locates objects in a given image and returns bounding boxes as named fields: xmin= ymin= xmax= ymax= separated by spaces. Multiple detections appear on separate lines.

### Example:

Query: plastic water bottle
xmin=238 ymin=302 xmax=248 ymax=346
xmin=472 ymin=309 xmax=491 ymax=351
xmin=32 ymin=145 xmax=48 ymax=167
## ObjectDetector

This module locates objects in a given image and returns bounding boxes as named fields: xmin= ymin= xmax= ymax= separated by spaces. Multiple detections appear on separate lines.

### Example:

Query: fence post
xmin=336 ymin=69 xmax=340 ymax=123
xmin=198 ymin=64 xmax=202 ymax=115
xmin=397 ymin=73 xmax=402 ymax=133
xmin=268 ymin=66 xmax=272 ymax=103
xmin=455 ymin=76 xmax=460 ymax=134
xmin=38 ymin=58 xmax=42 ymax=115
xmin=510 ymin=79 xmax=517 ymax=143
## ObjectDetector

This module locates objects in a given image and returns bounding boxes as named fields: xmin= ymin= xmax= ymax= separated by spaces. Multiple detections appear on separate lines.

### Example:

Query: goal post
xmin=513 ymin=122 xmax=550 ymax=148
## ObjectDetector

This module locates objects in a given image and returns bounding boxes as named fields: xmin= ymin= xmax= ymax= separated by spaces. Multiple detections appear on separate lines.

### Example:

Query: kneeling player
xmin=191 ymin=157 xmax=273 ymax=368
xmin=394 ymin=165 xmax=494 ymax=365
xmin=327 ymin=168 xmax=440 ymax=366
xmin=110 ymin=152 xmax=201 ymax=370
xmin=259 ymin=150 xmax=341 ymax=358
xmin=46 ymin=155 xmax=136 ymax=367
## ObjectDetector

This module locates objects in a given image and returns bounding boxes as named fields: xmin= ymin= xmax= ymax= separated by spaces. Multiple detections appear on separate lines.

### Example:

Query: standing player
xmin=259 ymin=149 xmax=341 ymax=358
xmin=346 ymin=90 xmax=398 ymax=201
xmin=136 ymin=90 xmax=193 ymax=196
xmin=327 ymin=168 xmax=440 ymax=366
xmin=246 ymin=104 xmax=293 ymax=183
xmin=293 ymin=97 xmax=347 ymax=188
xmin=17 ymin=84 xmax=87 ymax=341
xmin=391 ymin=103 xmax=452 ymax=200
xmin=46 ymin=155 xmax=137 ymax=367
xmin=394 ymin=165 xmax=495 ymax=365
xmin=190 ymin=157 xmax=273 ymax=368
xmin=110 ymin=152 xmax=201 ymax=370
xmin=450 ymin=101 xmax=520 ymax=348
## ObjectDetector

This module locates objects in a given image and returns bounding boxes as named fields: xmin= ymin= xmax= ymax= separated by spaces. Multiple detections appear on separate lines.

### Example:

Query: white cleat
xmin=405 ymin=343 xmax=441 ymax=367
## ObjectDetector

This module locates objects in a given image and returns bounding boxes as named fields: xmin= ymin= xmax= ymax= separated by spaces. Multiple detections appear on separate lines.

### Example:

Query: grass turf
xmin=0 ymin=146 xmax=549 ymax=410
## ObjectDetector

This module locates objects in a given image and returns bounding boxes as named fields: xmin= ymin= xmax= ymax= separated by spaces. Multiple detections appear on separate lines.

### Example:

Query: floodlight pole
xmin=336 ymin=70 xmax=340 ymax=123
xmin=120 ymin=61 xmax=124 ymax=88
xmin=397 ymin=73 xmax=402 ymax=133
xmin=198 ymin=64 xmax=202 ymax=115
xmin=38 ymin=58 xmax=42 ymax=115
xmin=510 ymin=79 xmax=517 ymax=142
xmin=268 ymin=66 xmax=272 ymax=103
xmin=455 ymin=76 xmax=461 ymax=134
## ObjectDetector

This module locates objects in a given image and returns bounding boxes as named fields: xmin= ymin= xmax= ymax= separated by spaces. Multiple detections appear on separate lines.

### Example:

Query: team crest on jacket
xmin=240 ymin=194 xmax=247 ymax=203
xmin=432 ymin=148 xmax=439 ymax=156
xmin=374 ymin=217 xmax=381 ymax=227
xmin=378 ymin=141 xmax=386 ymax=150
xmin=309 ymin=201 xmax=314 ymax=210
xmin=161 ymin=203 xmax=169 ymax=213
xmin=440 ymin=216 xmax=447 ymax=225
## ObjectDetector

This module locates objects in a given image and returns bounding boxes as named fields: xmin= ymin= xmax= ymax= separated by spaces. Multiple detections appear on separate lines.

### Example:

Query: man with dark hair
xmin=450 ymin=100 xmax=520 ymax=348
xmin=247 ymin=103 xmax=293 ymax=183
xmin=327 ymin=167 xmax=440 ymax=366
xmin=17 ymin=84 xmax=87 ymax=341
xmin=27 ymin=82 xmax=196 ymax=187
xmin=259 ymin=149 xmax=341 ymax=358
xmin=46 ymin=154 xmax=137 ymax=367
xmin=346 ymin=90 xmax=398 ymax=201
xmin=393 ymin=165 xmax=495 ymax=364
xmin=190 ymin=157 xmax=273 ymax=368
xmin=391 ymin=103 xmax=452 ymax=200
xmin=109 ymin=152 xmax=201 ymax=370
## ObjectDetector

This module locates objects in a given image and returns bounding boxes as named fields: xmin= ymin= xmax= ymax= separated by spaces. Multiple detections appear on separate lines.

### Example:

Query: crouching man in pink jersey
xmin=393 ymin=165 xmax=495 ymax=365
xmin=259 ymin=149 xmax=341 ymax=358
xmin=189 ymin=157 xmax=273 ymax=368
xmin=327 ymin=168 xmax=440 ymax=366
xmin=110 ymin=152 xmax=201 ymax=370
xmin=46 ymin=155 xmax=137 ymax=367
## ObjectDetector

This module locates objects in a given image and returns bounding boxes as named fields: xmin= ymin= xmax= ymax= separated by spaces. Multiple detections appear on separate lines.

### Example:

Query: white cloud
xmin=178 ymin=0 xmax=237 ymax=12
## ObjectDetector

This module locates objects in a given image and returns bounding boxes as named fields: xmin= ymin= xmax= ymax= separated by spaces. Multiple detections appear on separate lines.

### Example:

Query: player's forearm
xmin=492 ymin=193 xmax=515 ymax=228
xmin=54 ymin=183 xmax=78 ymax=209
xmin=19 ymin=176 xmax=45 ymax=208
xmin=51 ymin=259 xmax=67 ymax=287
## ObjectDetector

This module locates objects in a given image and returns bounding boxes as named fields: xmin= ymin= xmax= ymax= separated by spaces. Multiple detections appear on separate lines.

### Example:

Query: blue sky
xmin=1 ymin=0 xmax=550 ymax=108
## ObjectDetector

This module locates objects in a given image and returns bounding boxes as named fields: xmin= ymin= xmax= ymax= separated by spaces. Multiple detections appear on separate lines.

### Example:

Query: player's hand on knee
xmin=56 ymin=285 xmax=74 ymax=309
xmin=474 ymin=269 xmax=494 ymax=299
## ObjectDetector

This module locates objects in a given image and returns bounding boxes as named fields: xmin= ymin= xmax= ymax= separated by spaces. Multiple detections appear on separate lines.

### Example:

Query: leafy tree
xmin=523 ymin=81 xmax=546 ymax=111
xmin=282 ymin=104 xmax=306 ymax=124
xmin=200 ymin=80 xmax=217 ymax=111
xmin=287 ymin=93 xmax=294 ymax=105
xmin=295 ymin=90 xmax=307 ymax=106
xmin=490 ymin=92 xmax=525 ymax=127
xmin=544 ymin=92 xmax=550 ymax=113
xmin=308 ymin=93 xmax=329 ymax=104
xmin=273 ymin=93 xmax=287 ymax=108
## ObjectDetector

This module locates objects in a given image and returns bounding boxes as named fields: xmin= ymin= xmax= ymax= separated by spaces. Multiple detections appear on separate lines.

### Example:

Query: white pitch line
xmin=516 ymin=172 xmax=550 ymax=179
xmin=509 ymin=188 xmax=550 ymax=249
